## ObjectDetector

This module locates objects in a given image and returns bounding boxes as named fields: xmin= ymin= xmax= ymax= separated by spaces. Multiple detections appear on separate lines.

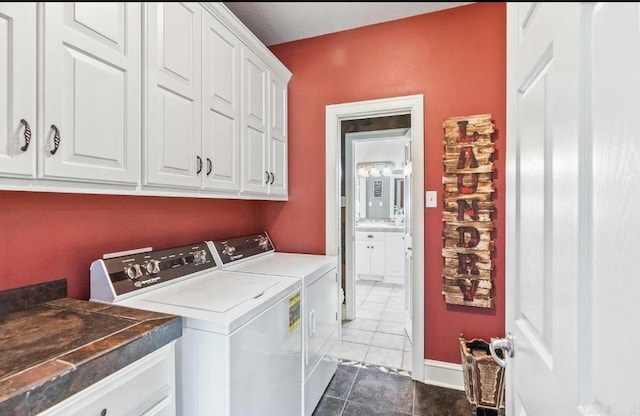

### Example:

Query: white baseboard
xmin=422 ymin=359 xmax=464 ymax=391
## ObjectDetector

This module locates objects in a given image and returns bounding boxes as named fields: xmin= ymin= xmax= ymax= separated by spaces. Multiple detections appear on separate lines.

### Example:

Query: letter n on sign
xmin=442 ymin=114 xmax=495 ymax=308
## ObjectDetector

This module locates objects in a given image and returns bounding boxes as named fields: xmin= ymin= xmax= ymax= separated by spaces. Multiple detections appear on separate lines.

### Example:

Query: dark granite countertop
xmin=0 ymin=279 xmax=182 ymax=415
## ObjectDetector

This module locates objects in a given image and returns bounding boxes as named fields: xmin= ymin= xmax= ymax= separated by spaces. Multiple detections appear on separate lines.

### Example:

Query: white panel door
xmin=145 ymin=2 xmax=202 ymax=189
xmin=590 ymin=3 xmax=640 ymax=414
xmin=42 ymin=2 xmax=141 ymax=184
xmin=384 ymin=232 xmax=405 ymax=278
xmin=505 ymin=3 xmax=581 ymax=415
xmin=0 ymin=3 xmax=36 ymax=178
xmin=269 ymin=74 xmax=288 ymax=196
xmin=240 ymin=46 xmax=269 ymax=195
xmin=403 ymin=139 xmax=413 ymax=341
xmin=202 ymin=11 xmax=240 ymax=192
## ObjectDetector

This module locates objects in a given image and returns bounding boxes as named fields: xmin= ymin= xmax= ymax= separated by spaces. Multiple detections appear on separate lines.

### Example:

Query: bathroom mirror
xmin=355 ymin=173 xmax=404 ymax=220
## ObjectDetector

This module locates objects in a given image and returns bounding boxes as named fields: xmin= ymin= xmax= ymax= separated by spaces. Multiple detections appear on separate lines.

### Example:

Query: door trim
xmin=325 ymin=94 xmax=424 ymax=381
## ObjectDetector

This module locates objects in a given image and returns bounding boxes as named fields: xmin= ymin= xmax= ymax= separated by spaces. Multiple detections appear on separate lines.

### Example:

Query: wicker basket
xmin=459 ymin=334 xmax=506 ymax=416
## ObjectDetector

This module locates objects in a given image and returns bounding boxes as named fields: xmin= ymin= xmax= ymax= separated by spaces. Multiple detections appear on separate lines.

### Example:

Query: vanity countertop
xmin=355 ymin=223 xmax=405 ymax=233
xmin=0 ymin=279 xmax=181 ymax=416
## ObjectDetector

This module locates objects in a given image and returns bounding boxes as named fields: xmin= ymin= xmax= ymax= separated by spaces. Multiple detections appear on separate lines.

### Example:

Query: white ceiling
xmin=223 ymin=2 xmax=474 ymax=46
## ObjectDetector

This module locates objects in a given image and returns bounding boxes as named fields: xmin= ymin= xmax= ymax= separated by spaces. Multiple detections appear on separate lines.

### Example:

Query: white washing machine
xmin=90 ymin=242 xmax=302 ymax=416
xmin=207 ymin=232 xmax=340 ymax=416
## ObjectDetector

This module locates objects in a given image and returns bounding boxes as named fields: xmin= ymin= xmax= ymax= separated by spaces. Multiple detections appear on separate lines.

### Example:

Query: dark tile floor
xmin=313 ymin=362 xmax=497 ymax=416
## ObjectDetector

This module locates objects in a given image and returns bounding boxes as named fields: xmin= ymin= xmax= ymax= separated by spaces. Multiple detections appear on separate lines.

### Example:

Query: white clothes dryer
xmin=90 ymin=242 xmax=302 ymax=416
xmin=207 ymin=232 xmax=341 ymax=416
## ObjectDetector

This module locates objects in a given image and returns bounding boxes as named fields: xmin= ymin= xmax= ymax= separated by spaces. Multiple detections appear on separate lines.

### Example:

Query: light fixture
xmin=356 ymin=161 xmax=395 ymax=177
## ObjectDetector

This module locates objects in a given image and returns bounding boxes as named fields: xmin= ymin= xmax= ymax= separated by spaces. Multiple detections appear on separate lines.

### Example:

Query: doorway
xmin=325 ymin=94 xmax=424 ymax=381
xmin=343 ymin=127 xmax=412 ymax=371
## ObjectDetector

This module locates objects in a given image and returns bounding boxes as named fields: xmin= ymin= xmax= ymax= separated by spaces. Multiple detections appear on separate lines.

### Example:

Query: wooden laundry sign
xmin=442 ymin=114 xmax=495 ymax=308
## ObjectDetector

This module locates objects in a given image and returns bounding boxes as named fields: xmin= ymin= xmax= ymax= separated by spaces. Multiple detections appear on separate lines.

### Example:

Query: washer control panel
xmin=99 ymin=243 xmax=216 ymax=296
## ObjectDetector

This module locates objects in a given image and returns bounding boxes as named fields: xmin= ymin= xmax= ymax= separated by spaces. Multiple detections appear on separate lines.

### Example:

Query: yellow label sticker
xmin=289 ymin=291 xmax=301 ymax=334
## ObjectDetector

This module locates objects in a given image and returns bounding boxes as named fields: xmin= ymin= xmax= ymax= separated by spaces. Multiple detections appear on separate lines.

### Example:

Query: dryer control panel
xmin=208 ymin=232 xmax=274 ymax=267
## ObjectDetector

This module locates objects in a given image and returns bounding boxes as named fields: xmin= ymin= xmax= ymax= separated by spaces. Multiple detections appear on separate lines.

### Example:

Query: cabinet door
xmin=385 ymin=232 xmax=405 ymax=277
xmin=240 ymin=45 xmax=269 ymax=195
xmin=202 ymin=11 xmax=240 ymax=192
xmin=39 ymin=343 xmax=176 ymax=416
xmin=268 ymin=73 xmax=288 ymax=197
xmin=0 ymin=3 xmax=36 ymax=178
xmin=42 ymin=2 xmax=141 ymax=184
xmin=369 ymin=241 xmax=386 ymax=276
xmin=145 ymin=2 xmax=202 ymax=189
xmin=354 ymin=240 xmax=371 ymax=276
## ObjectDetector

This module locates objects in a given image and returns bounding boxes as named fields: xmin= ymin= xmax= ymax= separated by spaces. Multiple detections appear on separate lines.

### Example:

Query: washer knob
xmin=125 ymin=264 xmax=143 ymax=280
xmin=146 ymin=260 xmax=160 ymax=274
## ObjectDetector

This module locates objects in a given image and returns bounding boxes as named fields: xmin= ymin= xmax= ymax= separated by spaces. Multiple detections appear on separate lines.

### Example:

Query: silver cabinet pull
xmin=196 ymin=156 xmax=203 ymax=174
xmin=489 ymin=333 xmax=514 ymax=367
xmin=50 ymin=124 xmax=60 ymax=155
xmin=269 ymin=172 xmax=274 ymax=185
xmin=207 ymin=158 xmax=212 ymax=176
xmin=20 ymin=119 xmax=31 ymax=151
xmin=265 ymin=171 xmax=270 ymax=184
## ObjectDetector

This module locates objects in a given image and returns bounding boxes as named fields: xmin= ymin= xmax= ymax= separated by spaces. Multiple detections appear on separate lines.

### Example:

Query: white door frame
xmin=326 ymin=94 xmax=424 ymax=381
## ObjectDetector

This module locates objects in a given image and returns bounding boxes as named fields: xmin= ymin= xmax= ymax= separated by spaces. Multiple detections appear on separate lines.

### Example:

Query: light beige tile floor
xmin=341 ymin=279 xmax=412 ymax=371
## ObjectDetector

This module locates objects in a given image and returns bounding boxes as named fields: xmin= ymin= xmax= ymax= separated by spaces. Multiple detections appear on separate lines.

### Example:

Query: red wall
xmin=259 ymin=3 xmax=506 ymax=363
xmin=0 ymin=191 xmax=258 ymax=300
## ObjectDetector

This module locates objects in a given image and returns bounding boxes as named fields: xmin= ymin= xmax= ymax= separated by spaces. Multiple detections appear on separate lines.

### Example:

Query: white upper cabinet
xmin=0 ymin=2 xmax=290 ymax=200
xmin=240 ymin=46 xmax=289 ymax=198
xmin=269 ymin=73 xmax=288 ymax=197
xmin=144 ymin=2 xmax=202 ymax=189
xmin=240 ymin=45 xmax=270 ymax=195
xmin=42 ymin=2 xmax=141 ymax=184
xmin=202 ymin=9 xmax=241 ymax=192
xmin=0 ymin=3 xmax=37 ymax=178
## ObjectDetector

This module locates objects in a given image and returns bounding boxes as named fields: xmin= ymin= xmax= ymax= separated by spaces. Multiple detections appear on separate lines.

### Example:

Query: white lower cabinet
xmin=355 ymin=232 xmax=385 ymax=278
xmin=38 ymin=342 xmax=176 ymax=416
xmin=355 ymin=230 xmax=405 ymax=282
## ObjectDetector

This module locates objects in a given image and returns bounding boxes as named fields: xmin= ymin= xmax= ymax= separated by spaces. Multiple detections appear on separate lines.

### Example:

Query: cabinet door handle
xmin=100 ymin=409 xmax=107 ymax=416
xmin=49 ymin=124 xmax=60 ymax=155
xmin=20 ymin=119 xmax=31 ymax=151
xmin=206 ymin=158 xmax=212 ymax=176
xmin=367 ymin=235 xmax=373 ymax=238
xmin=196 ymin=156 xmax=202 ymax=174
xmin=265 ymin=171 xmax=270 ymax=184
xmin=269 ymin=172 xmax=274 ymax=185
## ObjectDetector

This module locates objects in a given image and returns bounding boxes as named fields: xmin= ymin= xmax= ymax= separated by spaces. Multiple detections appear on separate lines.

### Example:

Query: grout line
xmin=412 ymin=379 xmax=416 ymax=416
xmin=338 ymin=365 xmax=361 ymax=416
